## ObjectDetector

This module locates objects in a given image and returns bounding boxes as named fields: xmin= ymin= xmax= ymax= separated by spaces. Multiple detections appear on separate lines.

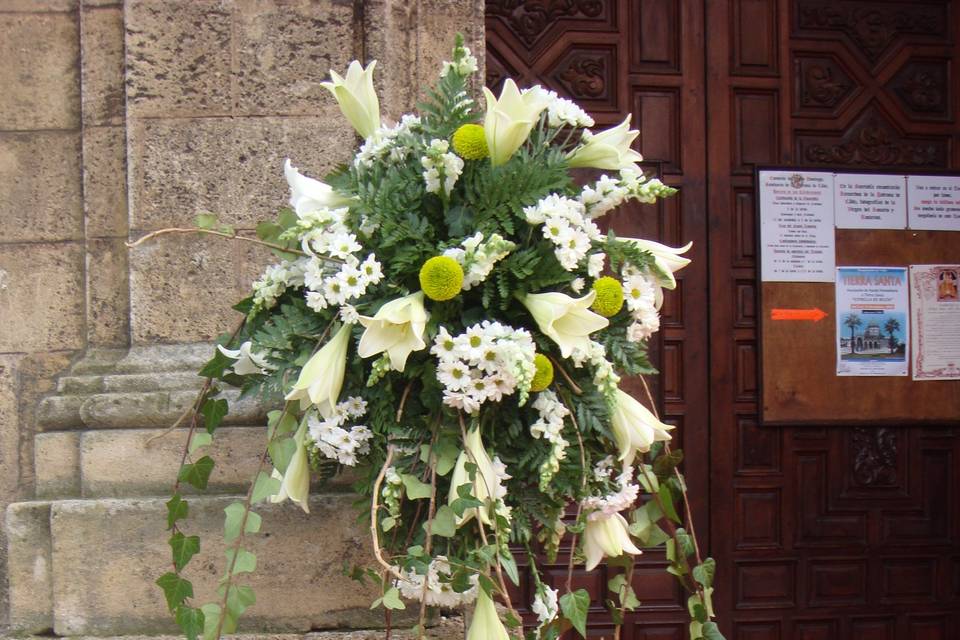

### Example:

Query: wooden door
xmin=487 ymin=1 xmax=960 ymax=638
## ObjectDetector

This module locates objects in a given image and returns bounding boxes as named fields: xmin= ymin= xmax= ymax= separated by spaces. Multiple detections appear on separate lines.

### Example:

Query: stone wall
xmin=0 ymin=0 xmax=484 ymax=635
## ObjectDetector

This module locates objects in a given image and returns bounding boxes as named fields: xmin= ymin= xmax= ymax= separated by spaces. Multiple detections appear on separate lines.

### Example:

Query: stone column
xmin=0 ymin=0 xmax=484 ymax=635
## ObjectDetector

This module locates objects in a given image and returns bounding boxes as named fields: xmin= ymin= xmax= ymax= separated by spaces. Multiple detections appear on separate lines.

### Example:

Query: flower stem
xmin=126 ymin=226 xmax=310 ymax=257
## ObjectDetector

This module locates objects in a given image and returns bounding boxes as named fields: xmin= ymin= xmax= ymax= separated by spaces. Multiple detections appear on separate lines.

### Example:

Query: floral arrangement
xmin=149 ymin=37 xmax=723 ymax=640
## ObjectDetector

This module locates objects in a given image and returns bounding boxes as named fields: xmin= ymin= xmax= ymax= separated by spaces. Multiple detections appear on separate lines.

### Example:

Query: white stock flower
xmin=321 ymin=60 xmax=381 ymax=139
xmin=610 ymin=389 xmax=674 ymax=466
xmin=357 ymin=291 xmax=429 ymax=371
xmin=567 ymin=115 xmax=643 ymax=171
xmin=620 ymin=238 xmax=692 ymax=289
xmin=217 ymin=341 xmax=270 ymax=375
xmin=283 ymin=159 xmax=352 ymax=216
xmin=532 ymin=585 xmax=559 ymax=626
xmin=448 ymin=427 xmax=500 ymax=526
xmin=582 ymin=512 xmax=641 ymax=571
xmin=482 ymin=79 xmax=550 ymax=166
xmin=285 ymin=323 xmax=352 ymax=416
xmin=520 ymin=290 xmax=609 ymax=358
xmin=467 ymin=589 xmax=510 ymax=640
xmin=270 ymin=419 xmax=311 ymax=513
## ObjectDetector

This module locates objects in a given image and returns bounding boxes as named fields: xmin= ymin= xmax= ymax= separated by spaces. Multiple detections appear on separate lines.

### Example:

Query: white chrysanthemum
xmin=571 ymin=277 xmax=586 ymax=293
xmin=587 ymin=253 xmax=606 ymax=278
xmin=339 ymin=303 xmax=360 ymax=324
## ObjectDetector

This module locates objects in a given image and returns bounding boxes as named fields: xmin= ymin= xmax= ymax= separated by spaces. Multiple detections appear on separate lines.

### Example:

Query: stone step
xmin=6 ymin=495 xmax=405 ymax=637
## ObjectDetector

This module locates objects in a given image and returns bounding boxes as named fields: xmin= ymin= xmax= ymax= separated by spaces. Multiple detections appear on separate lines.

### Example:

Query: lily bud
xmin=567 ymin=115 xmax=643 ymax=171
xmin=583 ymin=511 xmax=641 ymax=571
xmin=321 ymin=60 xmax=381 ymax=139
xmin=285 ymin=323 xmax=352 ymax=416
xmin=610 ymin=389 xmax=674 ymax=467
xmin=520 ymin=290 xmax=609 ymax=358
xmin=357 ymin=291 xmax=429 ymax=372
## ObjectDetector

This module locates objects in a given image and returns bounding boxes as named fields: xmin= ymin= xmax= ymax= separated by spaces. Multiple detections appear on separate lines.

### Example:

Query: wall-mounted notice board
xmin=757 ymin=167 xmax=960 ymax=425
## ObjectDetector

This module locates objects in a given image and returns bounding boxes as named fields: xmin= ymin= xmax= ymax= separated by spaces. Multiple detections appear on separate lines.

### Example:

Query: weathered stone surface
xmin=86 ymin=237 xmax=131 ymax=346
xmin=363 ymin=0 xmax=418 ymax=122
xmin=0 ymin=0 xmax=76 ymax=10
xmin=82 ymin=125 xmax=128 ymax=238
xmin=0 ymin=355 xmax=21 ymax=506
xmin=5 ymin=501 xmax=53 ymax=635
xmin=128 ymin=116 xmax=355 ymax=232
xmin=0 ymin=131 xmax=84 ymax=243
xmin=80 ymin=5 xmax=125 ymax=126
xmin=50 ymin=495 xmax=384 ymax=635
xmin=124 ymin=0 xmax=233 ymax=118
xmin=0 ymin=242 xmax=85 ymax=352
xmin=234 ymin=0 xmax=355 ymax=117
xmin=416 ymin=0 xmax=485 ymax=96
xmin=0 ymin=12 xmax=80 ymax=130
xmin=35 ymin=431 xmax=81 ymax=498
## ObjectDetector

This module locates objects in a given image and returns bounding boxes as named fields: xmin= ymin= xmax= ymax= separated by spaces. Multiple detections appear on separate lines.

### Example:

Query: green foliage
xmin=178 ymin=456 xmax=215 ymax=491
xmin=560 ymin=589 xmax=590 ymax=638
xmin=201 ymin=398 xmax=228 ymax=434
xmin=157 ymin=572 xmax=194 ymax=612
xmin=224 ymin=502 xmax=261 ymax=542
xmin=170 ymin=532 xmax=201 ymax=571
xmin=166 ymin=493 xmax=189 ymax=529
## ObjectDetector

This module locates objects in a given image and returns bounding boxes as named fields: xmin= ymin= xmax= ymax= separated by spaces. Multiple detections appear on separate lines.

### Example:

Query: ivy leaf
xmin=201 ymin=398 xmax=229 ymax=434
xmin=425 ymin=505 xmax=456 ymax=537
xmin=195 ymin=213 xmax=218 ymax=229
xmin=559 ymin=589 xmax=590 ymax=638
xmin=401 ymin=473 xmax=432 ymax=500
xmin=701 ymin=621 xmax=726 ymax=640
xmin=499 ymin=550 xmax=520 ymax=586
xmin=225 ymin=584 xmax=256 ymax=617
xmin=450 ymin=483 xmax=483 ymax=517
xmin=381 ymin=516 xmax=396 ymax=532
xmin=169 ymin=532 xmax=201 ymax=571
xmin=200 ymin=603 xmax=221 ymax=640
xmin=166 ymin=493 xmax=189 ymax=529
xmin=188 ymin=432 xmax=212 ymax=455
xmin=251 ymin=471 xmax=281 ymax=504
xmin=198 ymin=349 xmax=234 ymax=379
xmin=226 ymin=548 xmax=257 ymax=574
xmin=156 ymin=572 xmax=193 ymax=612
xmin=693 ymin=557 xmax=716 ymax=589
xmin=178 ymin=456 xmax=215 ymax=491
xmin=224 ymin=502 xmax=262 ymax=542
xmin=268 ymin=437 xmax=297 ymax=475
xmin=653 ymin=448 xmax=684 ymax=477
xmin=658 ymin=484 xmax=681 ymax=523
xmin=381 ymin=586 xmax=406 ymax=610
xmin=175 ymin=605 xmax=205 ymax=640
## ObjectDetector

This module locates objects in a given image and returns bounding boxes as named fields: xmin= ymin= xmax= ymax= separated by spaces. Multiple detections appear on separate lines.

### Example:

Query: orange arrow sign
xmin=771 ymin=308 xmax=828 ymax=322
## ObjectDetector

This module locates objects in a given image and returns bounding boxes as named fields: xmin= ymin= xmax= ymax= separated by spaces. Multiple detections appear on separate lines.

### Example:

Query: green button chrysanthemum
xmin=419 ymin=256 xmax=464 ymax=301
xmin=590 ymin=276 xmax=624 ymax=317
xmin=530 ymin=353 xmax=554 ymax=392
xmin=452 ymin=123 xmax=489 ymax=160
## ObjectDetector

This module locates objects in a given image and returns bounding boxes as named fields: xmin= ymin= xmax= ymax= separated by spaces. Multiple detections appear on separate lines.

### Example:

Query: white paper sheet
xmin=910 ymin=264 xmax=960 ymax=380
xmin=907 ymin=175 xmax=960 ymax=230
xmin=835 ymin=267 xmax=909 ymax=377
xmin=834 ymin=173 xmax=907 ymax=229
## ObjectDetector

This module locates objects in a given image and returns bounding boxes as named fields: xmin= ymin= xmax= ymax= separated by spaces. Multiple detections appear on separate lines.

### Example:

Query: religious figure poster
xmin=759 ymin=170 xmax=835 ymax=282
xmin=907 ymin=175 xmax=960 ymax=230
xmin=836 ymin=267 xmax=909 ymax=377
xmin=910 ymin=264 xmax=960 ymax=380
xmin=834 ymin=173 xmax=907 ymax=229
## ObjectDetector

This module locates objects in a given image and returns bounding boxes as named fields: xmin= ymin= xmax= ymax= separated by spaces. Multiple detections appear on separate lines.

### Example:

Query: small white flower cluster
xmin=578 ymin=168 xmax=674 ymax=220
xmin=354 ymin=114 xmax=422 ymax=169
xmin=622 ymin=273 xmax=661 ymax=342
xmin=251 ymin=257 xmax=309 ymax=310
xmin=395 ymin=555 xmax=478 ymax=607
xmin=531 ymin=585 xmax=559 ymax=627
xmin=306 ymin=396 xmax=372 ymax=466
xmin=530 ymin=390 xmax=570 ymax=490
xmin=522 ymin=86 xmax=594 ymax=129
xmin=303 ymin=253 xmax=384 ymax=313
xmin=582 ymin=466 xmax=640 ymax=520
xmin=381 ymin=466 xmax=403 ymax=525
xmin=443 ymin=232 xmax=516 ymax=290
xmin=432 ymin=321 xmax=536 ymax=414
xmin=440 ymin=45 xmax=479 ymax=77
xmin=569 ymin=340 xmax=621 ymax=401
xmin=523 ymin=194 xmax=602 ymax=270
xmin=420 ymin=138 xmax=464 ymax=196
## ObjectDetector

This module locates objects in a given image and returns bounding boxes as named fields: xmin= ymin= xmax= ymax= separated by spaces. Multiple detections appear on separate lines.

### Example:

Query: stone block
xmin=35 ymin=431 xmax=81 ymax=498
xmin=0 ymin=12 xmax=80 ymax=130
xmin=0 ymin=242 xmax=85 ymax=352
xmin=50 ymin=495 xmax=384 ymax=635
xmin=0 ymin=0 xmax=76 ymax=10
xmin=363 ymin=0 xmax=418 ymax=122
xmin=0 ymin=131 xmax=84 ymax=243
xmin=234 ymin=0 xmax=355 ymax=117
xmin=124 ymin=0 xmax=233 ymax=118
xmin=6 ymin=501 xmax=53 ymax=635
xmin=0 ymin=355 xmax=21 ymax=506
xmin=80 ymin=5 xmax=125 ymax=126
xmin=82 ymin=126 xmax=128 ymax=238
xmin=86 ymin=237 xmax=131 ymax=346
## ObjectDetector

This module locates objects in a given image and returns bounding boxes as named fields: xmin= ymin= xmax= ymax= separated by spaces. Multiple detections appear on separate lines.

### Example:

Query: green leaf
xmin=225 ymin=584 xmax=256 ymax=617
xmin=559 ymin=589 xmax=590 ymax=638
xmin=200 ymin=603 xmax=221 ymax=640
xmin=198 ymin=349 xmax=234 ymax=379
xmin=401 ymin=473 xmax=432 ymax=500
xmin=156 ymin=572 xmax=193 ymax=612
xmin=224 ymin=502 xmax=262 ymax=542
xmin=636 ymin=464 xmax=659 ymax=493
xmin=500 ymin=550 xmax=520 ymax=586
xmin=426 ymin=505 xmax=456 ymax=537
xmin=196 ymin=213 xmax=218 ymax=229
xmin=381 ymin=586 xmax=406 ymax=610
xmin=169 ymin=532 xmax=201 ymax=571
xmin=658 ymin=484 xmax=681 ymax=523
xmin=268 ymin=437 xmax=297 ymax=474
xmin=178 ymin=456 xmax=215 ymax=491
xmin=381 ymin=516 xmax=396 ymax=532
xmin=166 ymin=493 xmax=189 ymax=529
xmin=450 ymin=482 xmax=483 ymax=516
xmin=201 ymin=398 xmax=228 ymax=434
xmin=653 ymin=448 xmax=684 ymax=477
xmin=701 ymin=621 xmax=725 ymax=640
xmin=251 ymin=471 xmax=281 ymax=504
xmin=687 ymin=594 xmax=708 ymax=623
xmin=226 ymin=548 xmax=257 ymax=574
xmin=175 ymin=605 xmax=205 ymax=640
xmin=267 ymin=410 xmax=298 ymax=439
xmin=189 ymin=432 xmax=212 ymax=455
xmin=693 ymin=557 xmax=716 ymax=589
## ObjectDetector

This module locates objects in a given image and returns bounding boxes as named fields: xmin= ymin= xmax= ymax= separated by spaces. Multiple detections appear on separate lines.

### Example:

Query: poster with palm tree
xmin=836 ymin=267 xmax=909 ymax=376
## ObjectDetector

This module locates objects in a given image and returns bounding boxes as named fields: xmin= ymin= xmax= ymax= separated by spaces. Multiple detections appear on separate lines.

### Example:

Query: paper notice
xmin=907 ymin=175 xmax=960 ymax=230
xmin=836 ymin=267 xmax=909 ymax=377
xmin=760 ymin=170 xmax=835 ymax=282
xmin=910 ymin=264 xmax=960 ymax=380
xmin=834 ymin=173 xmax=907 ymax=229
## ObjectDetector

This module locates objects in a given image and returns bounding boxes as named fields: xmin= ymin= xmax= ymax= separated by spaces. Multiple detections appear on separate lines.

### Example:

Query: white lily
xmin=284 ymin=159 xmax=352 ymax=216
xmin=520 ymin=290 xmax=609 ymax=358
xmin=621 ymin=238 xmax=692 ymax=289
xmin=285 ymin=323 xmax=352 ymax=416
xmin=448 ymin=427 xmax=500 ymax=527
xmin=567 ymin=115 xmax=643 ymax=171
xmin=610 ymin=389 xmax=674 ymax=467
xmin=357 ymin=291 xmax=429 ymax=371
xmin=582 ymin=511 xmax=641 ymax=571
xmin=321 ymin=60 xmax=381 ymax=139
xmin=270 ymin=418 xmax=311 ymax=513
xmin=482 ymin=79 xmax=550 ymax=166
xmin=217 ymin=340 xmax=270 ymax=376
xmin=467 ymin=589 xmax=510 ymax=640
